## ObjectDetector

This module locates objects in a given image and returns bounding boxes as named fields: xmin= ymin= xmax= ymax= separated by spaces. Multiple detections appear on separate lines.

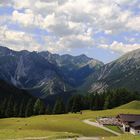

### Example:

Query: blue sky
xmin=0 ymin=0 xmax=140 ymax=63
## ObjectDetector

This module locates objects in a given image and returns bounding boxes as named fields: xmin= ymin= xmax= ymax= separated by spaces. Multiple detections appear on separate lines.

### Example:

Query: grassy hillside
xmin=0 ymin=109 xmax=140 ymax=139
xmin=104 ymin=134 xmax=140 ymax=140
xmin=105 ymin=125 xmax=123 ymax=134
xmin=117 ymin=100 xmax=140 ymax=109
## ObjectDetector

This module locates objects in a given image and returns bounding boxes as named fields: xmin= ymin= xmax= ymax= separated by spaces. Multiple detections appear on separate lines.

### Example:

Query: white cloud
xmin=59 ymin=34 xmax=94 ymax=49
xmin=104 ymin=30 xmax=113 ymax=35
xmin=12 ymin=0 xmax=31 ymax=9
xmin=12 ymin=9 xmax=44 ymax=28
xmin=0 ymin=15 xmax=11 ymax=25
xmin=0 ymin=26 xmax=41 ymax=51
xmin=10 ymin=0 xmax=140 ymax=33
xmin=0 ymin=0 xmax=140 ymax=54
xmin=100 ymin=41 xmax=140 ymax=53
xmin=43 ymin=34 xmax=94 ymax=53
xmin=0 ymin=0 xmax=12 ymax=7
xmin=127 ymin=16 xmax=140 ymax=31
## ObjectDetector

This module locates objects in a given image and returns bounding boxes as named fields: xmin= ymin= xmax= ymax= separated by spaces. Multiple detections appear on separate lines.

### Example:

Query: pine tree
xmin=53 ymin=98 xmax=65 ymax=114
xmin=71 ymin=95 xmax=82 ymax=113
xmin=13 ymin=103 xmax=18 ymax=117
xmin=104 ymin=95 xmax=110 ymax=109
xmin=5 ymin=96 xmax=14 ymax=118
xmin=25 ymin=99 xmax=34 ymax=117
xmin=89 ymin=94 xmax=95 ymax=110
xmin=0 ymin=100 xmax=2 ymax=118
xmin=0 ymin=98 xmax=7 ymax=118
xmin=66 ymin=97 xmax=73 ymax=113
xmin=33 ymin=98 xmax=45 ymax=115
xmin=39 ymin=101 xmax=45 ymax=115
xmin=45 ymin=104 xmax=52 ymax=115
xmin=19 ymin=99 xmax=25 ymax=117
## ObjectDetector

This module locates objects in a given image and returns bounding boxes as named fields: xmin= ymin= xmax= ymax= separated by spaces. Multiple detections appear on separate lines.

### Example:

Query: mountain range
xmin=0 ymin=46 xmax=140 ymax=101
xmin=82 ymin=49 xmax=140 ymax=93
xmin=0 ymin=46 xmax=103 ymax=100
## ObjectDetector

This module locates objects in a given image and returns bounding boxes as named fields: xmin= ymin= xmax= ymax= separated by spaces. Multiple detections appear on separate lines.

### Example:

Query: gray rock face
xmin=85 ymin=49 xmax=140 ymax=92
xmin=0 ymin=47 xmax=66 ymax=96
xmin=39 ymin=51 xmax=104 ymax=87
xmin=1 ymin=46 xmax=140 ymax=97
xmin=0 ymin=46 xmax=103 ymax=97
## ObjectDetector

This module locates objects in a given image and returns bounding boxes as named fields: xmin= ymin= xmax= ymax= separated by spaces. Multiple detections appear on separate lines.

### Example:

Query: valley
xmin=0 ymin=101 xmax=140 ymax=140
xmin=0 ymin=46 xmax=140 ymax=140
xmin=1 ymin=0 xmax=140 ymax=139
xmin=0 ymin=46 xmax=103 ymax=99
xmin=0 ymin=46 xmax=140 ymax=102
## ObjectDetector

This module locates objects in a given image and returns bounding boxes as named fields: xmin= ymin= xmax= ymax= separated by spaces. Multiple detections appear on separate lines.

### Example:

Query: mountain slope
xmin=83 ymin=49 xmax=140 ymax=92
xmin=0 ymin=80 xmax=34 ymax=103
xmin=39 ymin=52 xmax=103 ymax=86
xmin=0 ymin=46 xmax=72 ymax=96
xmin=0 ymin=46 xmax=103 ymax=98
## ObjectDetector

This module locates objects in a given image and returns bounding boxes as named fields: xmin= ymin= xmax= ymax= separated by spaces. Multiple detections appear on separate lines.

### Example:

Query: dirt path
xmin=83 ymin=119 xmax=121 ymax=136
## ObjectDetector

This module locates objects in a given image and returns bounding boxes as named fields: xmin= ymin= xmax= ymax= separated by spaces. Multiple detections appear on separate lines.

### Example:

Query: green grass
xmin=0 ymin=129 xmax=79 ymax=140
xmin=0 ymin=114 xmax=113 ymax=139
xmin=0 ymin=108 xmax=140 ymax=139
xmin=105 ymin=125 xmax=123 ymax=134
xmin=103 ymin=134 xmax=140 ymax=140
xmin=117 ymin=100 xmax=140 ymax=110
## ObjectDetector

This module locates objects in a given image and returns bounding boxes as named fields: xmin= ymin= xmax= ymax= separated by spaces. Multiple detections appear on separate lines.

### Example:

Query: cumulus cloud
xmin=100 ymin=41 xmax=140 ymax=53
xmin=0 ymin=0 xmax=140 ymax=54
xmin=127 ymin=16 xmax=140 ymax=31
xmin=12 ymin=9 xmax=44 ymax=28
xmin=0 ymin=0 xmax=12 ymax=7
xmin=0 ymin=26 xmax=41 ymax=51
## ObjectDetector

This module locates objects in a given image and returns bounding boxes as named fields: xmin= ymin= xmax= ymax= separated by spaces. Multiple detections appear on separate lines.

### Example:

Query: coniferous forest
xmin=0 ymin=83 xmax=140 ymax=118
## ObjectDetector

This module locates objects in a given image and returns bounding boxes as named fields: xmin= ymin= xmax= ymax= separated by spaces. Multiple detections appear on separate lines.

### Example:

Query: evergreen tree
xmin=66 ymin=96 xmax=74 ymax=113
xmin=0 ymin=100 xmax=2 ymax=118
xmin=25 ymin=99 xmax=34 ymax=117
xmin=0 ymin=98 xmax=7 ymax=118
xmin=45 ymin=104 xmax=52 ymax=115
xmin=39 ymin=101 xmax=45 ymax=115
xmin=5 ymin=96 xmax=14 ymax=118
xmin=89 ymin=94 xmax=95 ymax=110
xmin=104 ymin=95 xmax=110 ymax=109
xmin=19 ymin=99 xmax=25 ymax=117
xmin=13 ymin=103 xmax=18 ymax=117
xmin=71 ymin=95 xmax=82 ymax=113
xmin=53 ymin=98 xmax=65 ymax=114
xmin=82 ymin=95 xmax=90 ymax=110
xmin=93 ymin=94 xmax=99 ymax=110
xmin=33 ymin=98 xmax=45 ymax=115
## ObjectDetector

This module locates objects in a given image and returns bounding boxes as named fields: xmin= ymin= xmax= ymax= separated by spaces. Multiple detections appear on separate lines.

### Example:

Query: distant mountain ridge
xmin=1 ymin=46 xmax=140 ymax=100
xmin=0 ymin=46 xmax=103 ymax=99
xmin=82 ymin=49 xmax=140 ymax=92
xmin=39 ymin=51 xmax=103 ymax=87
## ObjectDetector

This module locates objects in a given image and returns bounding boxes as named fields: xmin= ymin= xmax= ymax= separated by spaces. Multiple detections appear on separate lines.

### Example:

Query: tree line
xmin=0 ymin=97 xmax=43 ymax=118
xmin=51 ymin=88 xmax=140 ymax=114
xmin=0 ymin=88 xmax=140 ymax=118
